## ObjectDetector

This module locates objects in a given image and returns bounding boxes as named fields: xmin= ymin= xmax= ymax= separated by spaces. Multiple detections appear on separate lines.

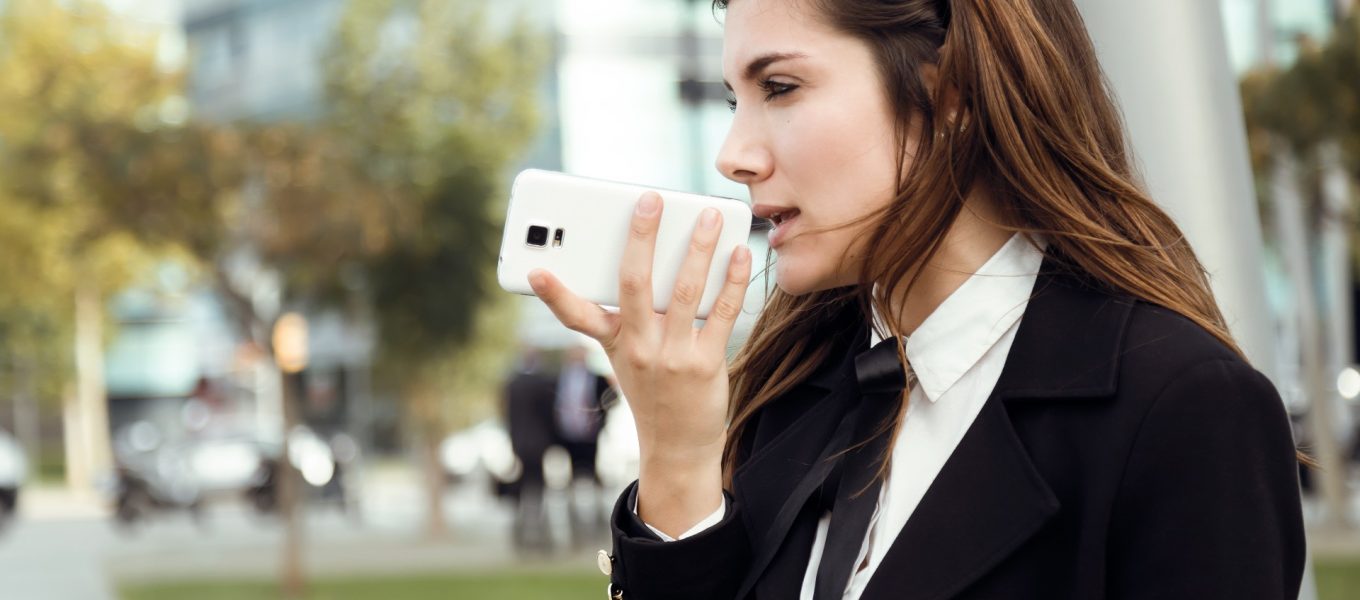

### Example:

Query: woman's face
xmin=717 ymin=0 xmax=905 ymax=295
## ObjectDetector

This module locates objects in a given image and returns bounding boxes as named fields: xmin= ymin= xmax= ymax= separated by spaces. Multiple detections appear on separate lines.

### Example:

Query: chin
xmin=773 ymin=260 xmax=833 ymax=296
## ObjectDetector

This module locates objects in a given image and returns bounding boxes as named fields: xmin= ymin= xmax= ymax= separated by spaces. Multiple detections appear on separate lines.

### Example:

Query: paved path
xmin=0 ymin=467 xmax=617 ymax=600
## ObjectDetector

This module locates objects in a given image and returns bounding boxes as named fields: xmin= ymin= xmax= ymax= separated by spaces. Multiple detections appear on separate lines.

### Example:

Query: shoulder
xmin=1118 ymin=301 xmax=1256 ymax=389
xmin=1114 ymin=301 xmax=1284 ymax=436
xmin=1121 ymin=302 xmax=1238 ymax=366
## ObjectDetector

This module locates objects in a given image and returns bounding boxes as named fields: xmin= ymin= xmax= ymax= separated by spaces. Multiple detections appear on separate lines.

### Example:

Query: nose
xmin=715 ymin=113 xmax=772 ymax=185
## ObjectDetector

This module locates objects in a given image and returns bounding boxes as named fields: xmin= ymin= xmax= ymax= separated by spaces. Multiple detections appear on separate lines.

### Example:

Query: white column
xmin=1075 ymin=0 xmax=1277 ymax=378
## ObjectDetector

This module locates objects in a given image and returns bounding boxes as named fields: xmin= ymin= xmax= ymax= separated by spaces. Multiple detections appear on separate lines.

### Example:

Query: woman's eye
xmin=760 ymin=79 xmax=798 ymax=101
xmin=726 ymin=80 xmax=798 ymax=113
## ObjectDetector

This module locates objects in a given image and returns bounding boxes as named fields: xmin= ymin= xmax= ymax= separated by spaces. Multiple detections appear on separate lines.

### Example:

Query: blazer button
xmin=597 ymin=549 xmax=613 ymax=576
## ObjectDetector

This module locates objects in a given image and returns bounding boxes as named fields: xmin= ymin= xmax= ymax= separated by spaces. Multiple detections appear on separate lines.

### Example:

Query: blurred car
xmin=0 ymin=429 xmax=27 ymax=530
xmin=105 ymin=422 xmax=351 ymax=529
xmin=107 ymin=423 xmax=212 ymax=530
xmin=440 ymin=419 xmax=519 ymax=493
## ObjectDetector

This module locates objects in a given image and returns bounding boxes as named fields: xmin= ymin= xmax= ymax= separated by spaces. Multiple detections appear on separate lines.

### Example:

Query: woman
xmin=529 ymin=0 xmax=1306 ymax=598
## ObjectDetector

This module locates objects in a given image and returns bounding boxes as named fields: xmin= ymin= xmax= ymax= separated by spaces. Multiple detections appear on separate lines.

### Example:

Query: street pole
xmin=274 ymin=313 xmax=309 ymax=598
xmin=279 ymin=368 xmax=305 ymax=598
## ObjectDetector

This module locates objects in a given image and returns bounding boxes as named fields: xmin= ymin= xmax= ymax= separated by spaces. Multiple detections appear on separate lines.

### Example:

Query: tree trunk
xmin=279 ymin=368 xmax=306 ymax=598
xmin=1272 ymin=148 xmax=1352 ymax=529
xmin=423 ymin=425 xmax=448 ymax=539
xmin=68 ymin=280 xmax=111 ymax=490
xmin=410 ymin=380 xmax=448 ymax=540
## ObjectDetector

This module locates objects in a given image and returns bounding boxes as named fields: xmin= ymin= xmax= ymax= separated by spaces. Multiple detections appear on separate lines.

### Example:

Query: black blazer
xmin=606 ymin=258 xmax=1306 ymax=599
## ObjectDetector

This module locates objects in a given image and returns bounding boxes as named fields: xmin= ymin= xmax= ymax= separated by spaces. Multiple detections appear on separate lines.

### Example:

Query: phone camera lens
xmin=526 ymin=225 xmax=549 ymax=247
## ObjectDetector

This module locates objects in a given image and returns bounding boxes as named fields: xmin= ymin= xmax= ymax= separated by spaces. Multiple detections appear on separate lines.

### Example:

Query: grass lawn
xmin=118 ymin=571 xmax=605 ymax=600
xmin=1317 ymin=558 xmax=1360 ymax=600
xmin=118 ymin=561 xmax=1360 ymax=600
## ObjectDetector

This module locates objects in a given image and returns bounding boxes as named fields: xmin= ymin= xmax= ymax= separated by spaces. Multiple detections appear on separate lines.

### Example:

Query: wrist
xmin=638 ymin=433 xmax=725 ymax=470
xmin=636 ymin=457 xmax=724 ymax=538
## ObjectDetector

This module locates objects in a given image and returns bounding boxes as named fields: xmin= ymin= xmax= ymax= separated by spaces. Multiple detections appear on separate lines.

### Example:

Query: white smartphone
xmin=498 ymin=169 xmax=753 ymax=319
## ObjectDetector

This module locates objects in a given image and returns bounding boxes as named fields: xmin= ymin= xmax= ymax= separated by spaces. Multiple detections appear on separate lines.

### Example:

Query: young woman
xmin=529 ymin=0 xmax=1306 ymax=598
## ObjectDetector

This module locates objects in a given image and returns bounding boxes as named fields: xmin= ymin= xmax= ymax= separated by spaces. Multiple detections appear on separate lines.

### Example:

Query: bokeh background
xmin=0 ymin=0 xmax=1356 ymax=598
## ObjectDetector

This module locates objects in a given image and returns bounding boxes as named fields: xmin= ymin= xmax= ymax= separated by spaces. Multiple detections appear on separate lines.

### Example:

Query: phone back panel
xmin=498 ymin=169 xmax=752 ymax=319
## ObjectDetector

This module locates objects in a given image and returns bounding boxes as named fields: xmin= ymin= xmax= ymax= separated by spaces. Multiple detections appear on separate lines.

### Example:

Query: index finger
xmin=698 ymin=245 xmax=753 ymax=354
xmin=618 ymin=192 xmax=662 ymax=335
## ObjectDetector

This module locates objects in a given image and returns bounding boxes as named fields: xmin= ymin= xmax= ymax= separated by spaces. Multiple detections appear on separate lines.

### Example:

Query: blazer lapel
xmin=861 ymin=260 xmax=1135 ymax=600
xmin=731 ymin=328 xmax=866 ymax=599
xmin=858 ymin=393 xmax=1060 ymax=600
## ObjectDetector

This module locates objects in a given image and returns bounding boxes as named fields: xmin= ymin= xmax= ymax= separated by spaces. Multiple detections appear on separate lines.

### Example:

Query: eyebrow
xmin=723 ymin=52 xmax=809 ymax=90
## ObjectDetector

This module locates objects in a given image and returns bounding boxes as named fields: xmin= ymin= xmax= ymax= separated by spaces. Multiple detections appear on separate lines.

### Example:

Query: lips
xmin=752 ymin=204 xmax=801 ymax=248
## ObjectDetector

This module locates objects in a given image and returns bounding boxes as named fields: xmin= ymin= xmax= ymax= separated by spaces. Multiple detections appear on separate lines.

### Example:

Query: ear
xmin=918 ymin=60 xmax=963 ymax=129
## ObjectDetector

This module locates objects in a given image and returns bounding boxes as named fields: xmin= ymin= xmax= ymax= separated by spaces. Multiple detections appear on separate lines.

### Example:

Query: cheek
xmin=777 ymin=109 xmax=899 ymax=223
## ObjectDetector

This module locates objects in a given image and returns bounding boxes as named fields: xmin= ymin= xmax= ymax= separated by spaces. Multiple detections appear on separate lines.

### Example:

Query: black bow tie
xmin=855 ymin=336 xmax=909 ymax=395
xmin=813 ymin=335 xmax=911 ymax=600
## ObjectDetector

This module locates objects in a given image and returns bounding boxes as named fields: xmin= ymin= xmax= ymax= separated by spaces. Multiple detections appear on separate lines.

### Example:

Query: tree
xmin=0 ymin=1 xmax=546 ymax=593
xmin=319 ymin=0 xmax=546 ymax=538
xmin=0 ymin=0 xmax=226 ymax=486
xmin=1241 ymin=11 xmax=1360 ymax=528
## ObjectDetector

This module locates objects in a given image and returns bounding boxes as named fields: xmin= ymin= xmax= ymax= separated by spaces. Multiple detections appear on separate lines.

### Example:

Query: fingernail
xmin=636 ymin=194 xmax=660 ymax=216
xmin=528 ymin=271 xmax=546 ymax=292
xmin=734 ymin=246 xmax=750 ymax=265
xmin=700 ymin=208 xmax=719 ymax=229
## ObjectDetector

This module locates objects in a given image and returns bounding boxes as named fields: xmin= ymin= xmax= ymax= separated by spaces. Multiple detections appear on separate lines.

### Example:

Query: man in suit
xmin=554 ymin=342 xmax=614 ymax=547
xmin=503 ymin=346 xmax=557 ymax=554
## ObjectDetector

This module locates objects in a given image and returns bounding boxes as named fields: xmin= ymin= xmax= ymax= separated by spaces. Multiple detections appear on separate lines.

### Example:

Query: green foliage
xmin=0 ymin=0 xmax=546 ymax=433
xmin=318 ymin=0 xmax=546 ymax=422
xmin=0 ymin=0 xmax=202 ymax=399
xmin=1241 ymin=12 xmax=1360 ymax=272
xmin=1242 ymin=12 xmax=1360 ymax=179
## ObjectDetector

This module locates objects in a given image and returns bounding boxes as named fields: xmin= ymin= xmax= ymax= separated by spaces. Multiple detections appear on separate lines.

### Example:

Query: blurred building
xmin=182 ymin=0 xmax=344 ymax=121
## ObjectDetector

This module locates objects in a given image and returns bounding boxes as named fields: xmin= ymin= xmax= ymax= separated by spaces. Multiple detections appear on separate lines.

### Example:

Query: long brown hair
xmin=715 ymin=0 xmax=1302 ymax=485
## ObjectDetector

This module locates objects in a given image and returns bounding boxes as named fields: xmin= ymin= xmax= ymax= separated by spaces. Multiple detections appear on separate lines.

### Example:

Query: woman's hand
xmin=528 ymin=191 xmax=752 ymax=536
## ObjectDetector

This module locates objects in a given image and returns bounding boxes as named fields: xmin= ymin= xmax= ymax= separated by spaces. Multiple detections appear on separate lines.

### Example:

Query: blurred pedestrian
xmin=553 ymin=342 xmax=613 ymax=546
xmin=503 ymin=347 xmax=557 ymax=554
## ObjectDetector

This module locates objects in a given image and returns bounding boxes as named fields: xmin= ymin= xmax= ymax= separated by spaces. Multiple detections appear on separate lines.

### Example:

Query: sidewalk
xmin=0 ymin=463 xmax=613 ymax=600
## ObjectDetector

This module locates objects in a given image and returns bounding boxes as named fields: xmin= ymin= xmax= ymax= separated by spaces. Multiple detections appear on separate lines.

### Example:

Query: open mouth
xmin=769 ymin=208 xmax=800 ymax=227
xmin=767 ymin=208 xmax=801 ymax=248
